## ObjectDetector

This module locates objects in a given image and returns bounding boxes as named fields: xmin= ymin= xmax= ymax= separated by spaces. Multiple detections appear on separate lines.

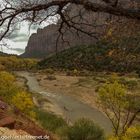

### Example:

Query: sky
xmin=0 ymin=22 xmax=40 ymax=55
xmin=0 ymin=0 xmax=58 ymax=55
xmin=0 ymin=18 xmax=57 ymax=55
xmin=0 ymin=0 xmax=40 ymax=55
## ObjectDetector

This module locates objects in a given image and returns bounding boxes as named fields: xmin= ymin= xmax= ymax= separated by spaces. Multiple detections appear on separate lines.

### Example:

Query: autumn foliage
xmin=0 ymin=71 xmax=35 ymax=118
xmin=0 ymin=56 xmax=37 ymax=71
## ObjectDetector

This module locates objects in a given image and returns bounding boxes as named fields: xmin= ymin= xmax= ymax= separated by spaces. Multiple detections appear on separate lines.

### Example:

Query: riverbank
xmin=15 ymin=71 xmax=113 ymax=134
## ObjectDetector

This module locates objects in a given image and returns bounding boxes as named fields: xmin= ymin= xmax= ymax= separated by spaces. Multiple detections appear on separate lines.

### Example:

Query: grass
xmin=35 ymin=108 xmax=68 ymax=133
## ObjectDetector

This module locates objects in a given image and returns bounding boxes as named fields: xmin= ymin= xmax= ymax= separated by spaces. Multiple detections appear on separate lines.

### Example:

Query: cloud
xmin=8 ymin=33 xmax=29 ymax=42
xmin=11 ymin=48 xmax=25 ymax=53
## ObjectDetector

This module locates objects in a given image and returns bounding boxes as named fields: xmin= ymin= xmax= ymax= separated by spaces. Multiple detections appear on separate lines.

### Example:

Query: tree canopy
xmin=98 ymin=77 xmax=140 ymax=136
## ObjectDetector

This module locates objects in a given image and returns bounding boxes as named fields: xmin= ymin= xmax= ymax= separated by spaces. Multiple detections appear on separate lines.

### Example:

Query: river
xmin=16 ymin=71 xmax=112 ymax=134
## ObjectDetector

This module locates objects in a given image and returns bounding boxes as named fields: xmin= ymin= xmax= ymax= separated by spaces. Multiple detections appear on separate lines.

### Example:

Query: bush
xmin=0 ymin=71 xmax=17 ymax=102
xmin=0 ymin=56 xmax=37 ymax=71
xmin=119 ymin=78 xmax=138 ymax=90
xmin=0 ymin=71 xmax=36 ymax=118
xmin=12 ymin=91 xmax=35 ymax=118
xmin=108 ymin=126 xmax=140 ymax=140
xmin=35 ymin=109 xmax=67 ymax=132
xmin=61 ymin=118 xmax=104 ymax=140
xmin=44 ymin=68 xmax=54 ymax=74
xmin=45 ymin=75 xmax=56 ymax=80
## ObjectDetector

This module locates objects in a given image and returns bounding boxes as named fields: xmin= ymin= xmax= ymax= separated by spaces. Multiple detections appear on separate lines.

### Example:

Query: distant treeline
xmin=0 ymin=55 xmax=37 ymax=71
xmin=38 ymin=39 xmax=140 ymax=74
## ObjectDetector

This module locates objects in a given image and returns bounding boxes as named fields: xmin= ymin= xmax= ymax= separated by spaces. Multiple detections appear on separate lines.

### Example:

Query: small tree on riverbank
xmin=98 ymin=79 xmax=140 ymax=137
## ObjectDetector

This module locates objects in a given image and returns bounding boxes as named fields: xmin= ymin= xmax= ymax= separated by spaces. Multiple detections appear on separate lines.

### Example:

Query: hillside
xmin=38 ymin=39 xmax=140 ymax=73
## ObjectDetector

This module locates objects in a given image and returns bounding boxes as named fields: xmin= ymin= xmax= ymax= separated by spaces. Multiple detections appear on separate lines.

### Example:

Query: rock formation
xmin=0 ymin=127 xmax=36 ymax=140
xmin=21 ymin=3 xmax=109 ymax=58
xmin=21 ymin=0 xmax=139 ymax=58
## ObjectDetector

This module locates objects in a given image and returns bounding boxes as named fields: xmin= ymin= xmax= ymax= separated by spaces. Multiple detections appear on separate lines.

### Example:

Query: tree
xmin=0 ymin=71 xmax=18 ymax=102
xmin=11 ymin=91 xmax=36 ymax=118
xmin=61 ymin=118 xmax=105 ymax=140
xmin=0 ymin=0 xmax=140 ymax=42
xmin=108 ymin=126 xmax=140 ymax=140
xmin=0 ymin=56 xmax=37 ymax=70
xmin=97 ymin=79 xmax=140 ymax=137
xmin=0 ymin=71 xmax=36 ymax=118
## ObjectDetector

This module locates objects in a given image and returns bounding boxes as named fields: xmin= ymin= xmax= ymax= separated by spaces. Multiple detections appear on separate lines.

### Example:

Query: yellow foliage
xmin=0 ymin=71 xmax=15 ymax=83
xmin=98 ymin=81 xmax=127 ymax=108
xmin=28 ymin=110 xmax=36 ymax=119
xmin=0 ymin=56 xmax=37 ymax=70
xmin=108 ymin=136 xmax=119 ymax=140
xmin=0 ymin=71 xmax=17 ymax=102
xmin=73 ymin=69 xmax=80 ymax=76
xmin=108 ymin=50 xmax=115 ymax=56
xmin=108 ymin=126 xmax=140 ymax=140
xmin=73 ymin=69 xmax=78 ymax=73
xmin=0 ymin=71 xmax=36 ymax=119
xmin=107 ymin=28 xmax=113 ymax=37
xmin=12 ymin=91 xmax=34 ymax=112
xmin=123 ymin=126 xmax=140 ymax=140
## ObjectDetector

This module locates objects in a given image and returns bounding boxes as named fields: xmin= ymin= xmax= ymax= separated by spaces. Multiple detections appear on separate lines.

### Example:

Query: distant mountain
xmin=21 ymin=0 xmax=139 ymax=58
xmin=21 ymin=4 xmax=110 ymax=58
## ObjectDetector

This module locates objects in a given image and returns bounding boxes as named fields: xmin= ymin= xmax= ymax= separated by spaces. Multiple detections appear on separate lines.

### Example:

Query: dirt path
xmin=16 ymin=71 xmax=112 ymax=134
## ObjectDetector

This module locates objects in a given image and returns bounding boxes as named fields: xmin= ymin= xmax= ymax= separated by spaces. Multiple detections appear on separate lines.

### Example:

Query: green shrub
xmin=119 ymin=78 xmax=138 ymax=90
xmin=61 ymin=118 xmax=104 ymax=140
xmin=44 ymin=68 xmax=54 ymax=74
xmin=35 ymin=109 xmax=67 ymax=132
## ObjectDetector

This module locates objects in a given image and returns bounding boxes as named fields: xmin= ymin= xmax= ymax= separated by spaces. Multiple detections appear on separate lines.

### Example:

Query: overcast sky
xmin=0 ymin=17 xmax=57 ymax=55
xmin=0 ymin=0 xmax=58 ymax=55
xmin=0 ymin=20 xmax=47 ymax=55
xmin=1 ymin=22 xmax=40 ymax=55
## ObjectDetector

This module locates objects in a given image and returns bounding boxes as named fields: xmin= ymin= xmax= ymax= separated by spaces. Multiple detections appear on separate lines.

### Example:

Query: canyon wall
xmin=21 ymin=0 xmax=139 ymax=58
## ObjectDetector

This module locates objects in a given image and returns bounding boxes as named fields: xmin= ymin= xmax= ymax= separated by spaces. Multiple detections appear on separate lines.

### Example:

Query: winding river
xmin=16 ymin=71 xmax=112 ymax=134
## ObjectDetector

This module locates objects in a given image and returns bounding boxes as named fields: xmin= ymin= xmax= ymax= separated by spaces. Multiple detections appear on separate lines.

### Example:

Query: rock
xmin=0 ymin=100 xmax=8 ymax=110
xmin=21 ymin=3 xmax=109 ymax=58
xmin=0 ymin=108 xmax=15 ymax=129
xmin=0 ymin=117 xmax=15 ymax=128
xmin=21 ymin=0 xmax=139 ymax=58
xmin=0 ymin=127 xmax=36 ymax=140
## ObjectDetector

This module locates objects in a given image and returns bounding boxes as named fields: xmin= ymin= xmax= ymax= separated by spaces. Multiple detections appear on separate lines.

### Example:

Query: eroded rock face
xmin=21 ymin=4 xmax=110 ymax=58
xmin=22 ymin=0 xmax=139 ymax=58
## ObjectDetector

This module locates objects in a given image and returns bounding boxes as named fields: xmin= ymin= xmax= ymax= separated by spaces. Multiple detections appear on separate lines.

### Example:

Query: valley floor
xmin=16 ymin=70 xmax=140 ymax=136
xmin=35 ymin=72 xmax=99 ymax=111
xmin=16 ymin=71 xmax=113 ymax=134
xmin=35 ymin=71 xmax=140 ymax=113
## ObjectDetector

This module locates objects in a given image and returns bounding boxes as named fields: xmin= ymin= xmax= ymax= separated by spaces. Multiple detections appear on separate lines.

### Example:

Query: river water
xmin=16 ymin=71 xmax=112 ymax=134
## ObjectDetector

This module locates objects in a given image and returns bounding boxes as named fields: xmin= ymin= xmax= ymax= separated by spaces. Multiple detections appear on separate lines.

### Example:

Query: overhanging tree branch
xmin=0 ymin=0 xmax=140 ymax=41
